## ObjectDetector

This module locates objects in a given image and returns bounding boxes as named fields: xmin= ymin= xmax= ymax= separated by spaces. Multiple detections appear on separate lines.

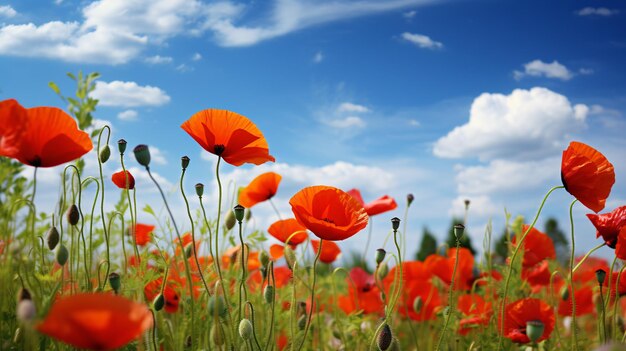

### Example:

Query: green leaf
xmin=144 ymin=204 xmax=155 ymax=216
xmin=48 ymin=82 xmax=60 ymax=94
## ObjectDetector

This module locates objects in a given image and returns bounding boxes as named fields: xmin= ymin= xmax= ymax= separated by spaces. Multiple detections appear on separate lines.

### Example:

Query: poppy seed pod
xmin=526 ymin=320 xmax=545 ymax=344
xmin=375 ymin=248 xmax=386 ymax=265
xmin=264 ymin=285 xmax=274 ymax=304
xmin=66 ymin=204 xmax=79 ymax=226
xmin=596 ymin=269 xmax=607 ymax=286
xmin=391 ymin=217 xmax=400 ymax=231
xmin=47 ymin=226 xmax=60 ymax=250
xmin=99 ymin=145 xmax=111 ymax=163
xmin=153 ymin=293 xmax=165 ymax=311
xmin=234 ymin=204 xmax=245 ymax=223
xmin=454 ymin=224 xmax=465 ymax=240
xmin=195 ymin=183 xmax=204 ymax=197
xmin=181 ymin=156 xmax=190 ymax=170
xmin=377 ymin=323 xmax=393 ymax=351
xmin=133 ymin=144 xmax=151 ymax=167
xmin=56 ymin=245 xmax=69 ymax=266
xmin=117 ymin=139 xmax=127 ymax=154
xmin=464 ymin=199 xmax=471 ymax=208
xmin=238 ymin=319 xmax=253 ymax=340
xmin=108 ymin=273 xmax=121 ymax=294
xmin=407 ymin=193 xmax=414 ymax=207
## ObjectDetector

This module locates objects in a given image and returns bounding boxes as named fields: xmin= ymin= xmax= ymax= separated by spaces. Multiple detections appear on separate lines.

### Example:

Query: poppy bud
xmin=181 ymin=156 xmax=190 ymax=170
xmin=56 ymin=244 xmax=69 ymax=266
xmin=596 ymin=269 xmax=607 ymax=286
xmin=117 ymin=139 xmax=127 ymax=154
xmin=66 ymin=204 xmax=79 ymax=226
xmin=233 ymin=204 xmax=245 ymax=223
xmin=332 ymin=330 xmax=342 ymax=340
xmin=153 ymin=293 xmax=165 ymax=311
xmin=211 ymin=323 xmax=225 ymax=346
xmin=464 ymin=199 xmax=470 ymax=208
xmin=264 ymin=285 xmax=274 ymax=304
xmin=407 ymin=193 xmax=414 ymax=207
xmin=297 ymin=314 xmax=307 ymax=330
xmin=246 ymin=209 xmax=252 ymax=221
xmin=377 ymin=262 xmax=389 ymax=280
xmin=526 ymin=320 xmax=544 ymax=344
xmin=260 ymin=251 xmax=270 ymax=268
xmin=391 ymin=217 xmax=400 ymax=231
xmin=13 ymin=327 xmax=22 ymax=343
xmin=560 ymin=286 xmax=569 ymax=301
xmin=185 ymin=335 xmax=192 ymax=349
xmin=133 ymin=144 xmax=151 ymax=167
xmin=375 ymin=248 xmax=386 ymax=265
xmin=413 ymin=296 xmax=423 ymax=314
xmin=99 ymin=145 xmax=111 ymax=163
xmin=454 ymin=224 xmax=465 ymax=240
xmin=47 ymin=226 xmax=60 ymax=250
xmin=377 ymin=323 xmax=393 ymax=351
xmin=108 ymin=272 xmax=121 ymax=294
xmin=195 ymin=183 xmax=204 ymax=197
xmin=224 ymin=210 xmax=236 ymax=231
xmin=239 ymin=318 xmax=253 ymax=340
xmin=208 ymin=296 xmax=228 ymax=318
xmin=17 ymin=288 xmax=31 ymax=302
xmin=184 ymin=243 xmax=193 ymax=259
xmin=17 ymin=300 xmax=35 ymax=324
xmin=284 ymin=246 xmax=297 ymax=270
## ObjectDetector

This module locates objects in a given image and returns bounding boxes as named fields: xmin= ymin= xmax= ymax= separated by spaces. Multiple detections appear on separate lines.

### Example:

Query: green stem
xmin=568 ymin=199 xmax=579 ymax=351
xmin=436 ymin=237 xmax=461 ymax=351
xmin=295 ymin=239 xmax=323 ymax=351
xmin=572 ymin=242 xmax=607 ymax=273
xmin=238 ymin=219 xmax=248 ymax=321
xmin=362 ymin=217 xmax=373 ymax=263
xmin=120 ymin=153 xmax=140 ymax=263
xmin=264 ymin=262 xmax=277 ymax=351
xmin=96 ymin=127 xmax=111 ymax=288
xmin=599 ymin=283 xmax=606 ymax=343
xmin=497 ymin=185 xmax=563 ymax=350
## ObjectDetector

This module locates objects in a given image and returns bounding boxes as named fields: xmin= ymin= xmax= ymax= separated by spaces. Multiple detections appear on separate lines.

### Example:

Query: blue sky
xmin=1 ymin=0 xmax=625 ymax=260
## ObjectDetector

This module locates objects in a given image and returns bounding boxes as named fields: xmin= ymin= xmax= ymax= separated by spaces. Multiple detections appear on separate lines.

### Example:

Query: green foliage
xmin=49 ymin=71 xmax=100 ymax=134
xmin=415 ymin=227 xmax=437 ymax=261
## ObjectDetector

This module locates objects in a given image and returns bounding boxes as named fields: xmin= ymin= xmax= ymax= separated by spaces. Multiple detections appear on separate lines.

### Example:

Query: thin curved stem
xmin=572 ymin=242 xmax=606 ymax=273
xmin=120 ymin=152 xmax=140 ymax=263
xmin=295 ymin=240 xmax=323 ymax=351
xmin=568 ymin=199 xmax=579 ymax=351
xmin=436 ymin=237 xmax=460 ymax=351
xmin=96 ymin=126 xmax=111 ymax=287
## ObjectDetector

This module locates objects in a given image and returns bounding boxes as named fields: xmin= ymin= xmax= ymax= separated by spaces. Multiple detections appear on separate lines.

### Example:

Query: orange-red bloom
xmin=558 ymin=285 xmax=595 ymax=317
xmin=310 ymin=239 xmax=341 ymax=263
xmin=522 ymin=260 xmax=552 ymax=292
xmin=500 ymin=298 xmax=555 ymax=344
xmin=0 ymin=99 xmax=92 ymax=167
xmin=132 ymin=223 xmax=155 ymax=246
xmin=457 ymin=294 xmax=492 ymax=335
xmin=144 ymin=278 xmax=181 ymax=313
xmin=347 ymin=188 xmax=397 ymax=216
xmin=424 ymin=248 xmax=475 ymax=290
xmin=290 ymin=185 xmax=368 ymax=241
xmin=587 ymin=206 xmax=626 ymax=258
xmin=512 ymin=225 xmax=556 ymax=268
xmin=268 ymin=218 xmax=308 ymax=245
xmin=37 ymin=293 xmax=152 ymax=350
xmin=561 ymin=141 xmax=615 ymax=213
xmin=338 ymin=267 xmax=383 ymax=315
xmin=239 ymin=172 xmax=281 ymax=208
xmin=112 ymin=170 xmax=135 ymax=190
xmin=181 ymin=109 xmax=275 ymax=166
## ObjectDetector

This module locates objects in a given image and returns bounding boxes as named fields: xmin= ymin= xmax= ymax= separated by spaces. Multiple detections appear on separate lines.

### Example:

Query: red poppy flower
xmin=132 ymin=224 xmax=155 ymax=246
xmin=573 ymin=256 xmax=609 ymax=284
xmin=220 ymin=246 xmax=261 ymax=271
xmin=522 ymin=260 xmax=552 ymax=292
xmin=181 ymin=109 xmax=275 ymax=167
xmin=310 ymin=239 xmax=341 ymax=263
xmin=587 ymin=206 xmax=626 ymax=251
xmin=512 ymin=225 xmax=556 ymax=268
xmin=268 ymin=218 xmax=308 ymax=245
xmin=239 ymin=172 xmax=281 ymax=208
xmin=144 ymin=278 xmax=181 ymax=313
xmin=347 ymin=188 xmax=398 ymax=216
xmin=457 ymin=294 xmax=492 ymax=335
xmin=337 ymin=267 xmax=383 ymax=315
xmin=500 ymin=298 xmax=555 ymax=344
xmin=290 ymin=185 xmax=368 ymax=241
xmin=37 ymin=293 xmax=152 ymax=350
xmin=561 ymin=141 xmax=615 ymax=213
xmin=400 ymin=280 xmax=442 ymax=321
xmin=0 ymin=99 xmax=92 ymax=167
xmin=558 ymin=285 xmax=594 ymax=317
xmin=111 ymin=170 xmax=135 ymax=190
xmin=269 ymin=244 xmax=285 ymax=260
xmin=424 ymin=248 xmax=475 ymax=290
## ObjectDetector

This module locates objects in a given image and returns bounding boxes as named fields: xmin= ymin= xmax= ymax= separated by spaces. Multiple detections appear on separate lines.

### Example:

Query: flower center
xmin=214 ymin=144 xmax=225 ymax=155
xmin=322 ymin=217 xmax=334 ymax=224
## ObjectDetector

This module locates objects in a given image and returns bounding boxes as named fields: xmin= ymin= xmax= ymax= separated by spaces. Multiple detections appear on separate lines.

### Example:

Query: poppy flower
xmin=424 ymin=248 xmax=475 ymax=290
xmin=0 ymin=99 xmax=92 ymax=167
xmin=573 ymin=256 xmax=609 ymax=285
xmin=512 ymin=225 xmax=556 ymax=268
xmin=587 ymin=206 xmax=626 ymax=254
xmin=269 ymin=244 xmax=285 ymax=260
xmin=558 ymin=285 xmax=594 ymax=317
xmin=131 ymin=224 xmax=155 ymax=246
xmin=521 ymin=260 xmax=552 ymax=292
xmin=268 ymin=218 xmax=308 ymax=246
xmin=180 ymin=109 xmax=275 ymax=167
xmin=289 ymin=185 xmax=368 ymax=241
xmin=500 ymin=297 xmax=555 ymax=344
xmin=111 ymin=170 xmax=135 ymax=190
xmin=37 ymin=293 xmax=152 ymax=350
xmin=239 ymin=172 xmax=281 ymax=208
xmin=310 ymin=239 xmax=341 ymax=264
xmin=561 ymin=141 xmax=615 ymax=213
xmin=457 ymin=294 xmax=492 ymax=335
xmin=338 ymin=267 xmax=383 ymax=315
xmin=144 ymin=278 xmax=181 ymax=313
xmin=400 ymin=280 xmax=442 ymax=321
xmin=347 ymin=188 xmax=397 ymax=216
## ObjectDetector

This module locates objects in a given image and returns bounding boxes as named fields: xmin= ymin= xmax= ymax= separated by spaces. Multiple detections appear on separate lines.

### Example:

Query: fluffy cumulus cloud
xmin=145 ymin=55 xmax=173 ymax=64
xmin=322 ymin=116 xmax=366 ymax=129
xmin=93 ymin=81 xmax=171 ymax=107
xmin=514 ymin=60 xmax=574 ymax=81
xmin=401 ymin=32 xmax=442 ymax=49
xmin=577 ymin=7 xmax=619 ymax=16
xmin=337 ymin=102 xmax=370 ymax=113
xmin=0 ymin=5 xmax=17 ymax=18
xmin=433 ymin=87 xmax=588 ymax=161
xmin=117 ymin=109 xmax=138 ymax=121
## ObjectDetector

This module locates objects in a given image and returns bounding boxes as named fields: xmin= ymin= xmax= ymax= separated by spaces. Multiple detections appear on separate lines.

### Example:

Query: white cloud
xmin=313 ymin=51 xmax=324 ymax=63
xmin=433 ymin=87 xmax=588 ymax=161
xmin=337 ymin=102 xmax=370 ymax=113
xmin=117 ymin=109 xmax=138 ymax=121
xmin=323 ymin=116 xmax=366 ymax=129
xmin=93 ymin=81 xmax=171 ymax=107
xmin=145 ymin=55 xmax=173 ymax=64
xmin=148 ymin=146 xmax=168 ymax=165
xmin=176 ymin=63 xmax=194 ymax=72
xmin=0 ymin=5 xmax=17 ymax=18
xmin=401 ymin=32 xmax=443 ymax=49
xmin=192 ymin=52 xmax=202 ymax=61
xmin=450 ymin=195 xmax=499 ymax=219
xmin=579 ymin=68 xmax=594 ymax=75
xmin=514 ymin=60 xmax=574 ymax=81
xmin=408 ymin=119 xmax=420 ymax=127
xmin=403 ymin=10 xmax=416 ymax=18
xmin=577 ymin=7 xmax=619 ymax=16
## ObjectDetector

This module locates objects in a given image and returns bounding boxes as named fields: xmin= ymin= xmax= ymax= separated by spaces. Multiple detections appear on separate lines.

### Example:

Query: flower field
xmin=0 ymin=77 xmax=625 ymax=351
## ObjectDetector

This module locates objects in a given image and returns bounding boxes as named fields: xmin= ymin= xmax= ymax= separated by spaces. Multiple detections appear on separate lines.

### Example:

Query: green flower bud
xmin=284 ymin=246 xmax=297 ymax=270
xmin=13 ymin=327 xmax=22 ymax=343
xmin=211 ymin=323 xmax=225 ymax=346
xmin=377 ymin=323 xmax=392 ymax=351
xmin=184 ymin=243 xmax=193 ymax=259
xmin=108 ymin=272 xmax=121 ymax=294
xmin=224 ymin=210 xmax=236 ymax=231
xmin=47 ymin=226 xmax=60 ymax=250
xmin=233 ymin=204 xmax=245 ymax=223
xmin=56 ymin=245 xmax=69 ymax=266
xmin=117 ymin=139 xmax=127 ymax=154
xmin=66 ymin=204 xmax=79 ymax=226
xmin=297 ymin=314 xmax=307 ymax=331
xmin=407 ymin=193 xmax=414 ymax=207
xmin=526 ymin=320 xmax=544 ymax=344
xmin=245 ymin=209 xmax=252 ymax=221
xmin=264 ymin=285 xmax=274 ymax=304
xmin=99 ymin=145 xmax=111 ymax=163
xmin=208 ymin=296 xmax=228 ymax=318
xmin=153 ymin=293 xmax=165 ymax=311
xmin=238 ymin=319 xmax=253 ymax=340
xmin=413 ymin=296 xmax=423 ymax=314
xmin=377 ymin=262 xmax=389 ymax=280
xmin=259 ymin=251 xmax=270 ymax=268
xmin=133 ymin=144 xmax=151 ymax=167
xmin=375 ymin=248 xmax=386 ymax=265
